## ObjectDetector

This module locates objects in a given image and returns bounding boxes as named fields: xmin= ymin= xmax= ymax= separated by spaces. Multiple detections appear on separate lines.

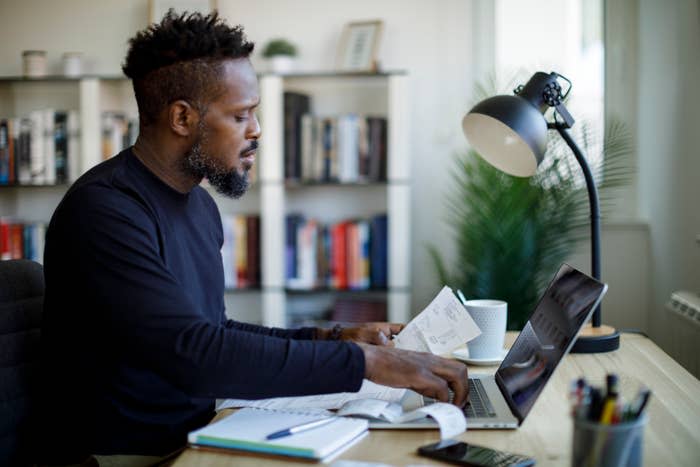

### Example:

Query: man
xmin=37 ymin=11 xmax=468 ymax=465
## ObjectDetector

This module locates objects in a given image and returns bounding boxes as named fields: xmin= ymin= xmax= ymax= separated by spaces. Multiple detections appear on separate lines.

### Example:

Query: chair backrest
xmin=0 ymin=260 xmax=44 ymax=466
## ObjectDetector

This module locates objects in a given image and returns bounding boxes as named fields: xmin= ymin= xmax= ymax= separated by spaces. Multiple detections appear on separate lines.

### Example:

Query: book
xmin=188 ymin=407 xmax=368 ymax=462
xmin=0 ymin=119 xmax=8 ymax=184
xmin=233 ymin=215 xmax=248 ymax=288
xmin=370 ymin=214 xmax=388 ymax=288
xmin=337 ymin=113 xmax=359 ymax=182
xmin=54 ymin=111 xmax=68 ymax=184
xmin=300 ymin=113 xmax=315 ymax=182
xmin=367 ymin=117 xmax=387 ymax=181
xmin=42 ymin=109 xmax=56 ymax=184
xmin=16 ymin=118 xmax=32 ymax=185
xmin=29 ymin=110 xmax=45 ymax=184
xmin=283 ymin=92 xmax=310 ymax=181
xmin=221 ymin=215 xmax=236 ymax=289
xmin=67 ymin=110 xmax=80 ymax=182
xmin=245 ymin=216 xmax=260 ymax=287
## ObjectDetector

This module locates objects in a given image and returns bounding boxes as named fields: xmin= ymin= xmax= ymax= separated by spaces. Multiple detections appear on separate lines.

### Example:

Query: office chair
xmin=0 ymin=259 xmax=44 ymax=466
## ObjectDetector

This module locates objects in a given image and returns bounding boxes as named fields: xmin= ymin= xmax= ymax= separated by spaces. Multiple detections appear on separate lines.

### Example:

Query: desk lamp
xmin=461 ymin=71 xmax=619 ymax=353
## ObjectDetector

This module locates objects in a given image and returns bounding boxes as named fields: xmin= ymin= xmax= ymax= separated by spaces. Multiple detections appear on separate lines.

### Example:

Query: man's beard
xmin=182 ymin=136 xmax=250 ymax=199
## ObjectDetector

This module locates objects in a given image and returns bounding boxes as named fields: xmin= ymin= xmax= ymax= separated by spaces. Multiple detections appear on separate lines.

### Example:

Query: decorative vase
xmin=268 ymin=55 xmax=295 ymax=74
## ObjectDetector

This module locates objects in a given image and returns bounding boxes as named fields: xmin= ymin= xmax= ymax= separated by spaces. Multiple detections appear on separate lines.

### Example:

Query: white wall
xmin=0 ymin=0 xmax=146 ymax=76
xmin=636 ymin=0 xmax=700 ymax=363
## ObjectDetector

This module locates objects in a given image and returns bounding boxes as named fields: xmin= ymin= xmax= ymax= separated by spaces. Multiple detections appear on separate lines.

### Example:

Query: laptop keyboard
xmin=464 ymin=378 xmax=497 ymax=418
xmin=426 ymin=378 xmax=497 ymax=419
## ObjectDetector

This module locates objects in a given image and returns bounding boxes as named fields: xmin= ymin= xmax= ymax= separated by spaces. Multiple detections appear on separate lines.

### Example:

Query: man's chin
xmin=208 ymin=173 xmax=249 ymax=199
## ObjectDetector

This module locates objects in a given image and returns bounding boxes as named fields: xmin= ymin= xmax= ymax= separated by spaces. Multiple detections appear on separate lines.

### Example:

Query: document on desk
xmin=217 ymin=379 xmax=406 ymax=412
xmin=393 ymin=286 xmax=481 ymax=355
xmin=336 ymin=398 xmax=467 ymax=439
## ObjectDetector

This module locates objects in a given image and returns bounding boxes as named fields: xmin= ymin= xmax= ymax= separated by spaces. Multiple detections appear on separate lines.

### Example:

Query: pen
xmin=599 ymin=374 xmax=619 ymax=425
xmin=456 ymin=289 xmax=468 ymax=306
xmin=587 ymin=388 xmax=603 ymax=421
xmin=265 ymin=417 xmax=337 ymax=440
xmin=633 ymin=390 xmax=651 ymax=419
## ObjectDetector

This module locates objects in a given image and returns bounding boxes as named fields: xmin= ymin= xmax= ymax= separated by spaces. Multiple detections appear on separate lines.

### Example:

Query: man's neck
xmin=132 ymin=136 xmax=200 ymax=194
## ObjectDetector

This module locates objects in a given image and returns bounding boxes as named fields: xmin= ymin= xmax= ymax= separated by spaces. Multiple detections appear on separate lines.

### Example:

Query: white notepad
xmin=188 ymin=407 xmax=368 ymax=461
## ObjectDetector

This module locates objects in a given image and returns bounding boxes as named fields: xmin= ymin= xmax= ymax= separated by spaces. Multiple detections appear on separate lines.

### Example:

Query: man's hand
xmin=358 ymin=343 xmax=469 ymax=408
xmin=341 ymin=322 xmax=404 ymax=346
xmin=317 ymin=322 xmax=404 ymax=346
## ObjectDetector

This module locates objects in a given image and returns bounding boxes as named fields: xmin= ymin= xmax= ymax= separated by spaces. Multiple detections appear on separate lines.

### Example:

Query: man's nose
xmin=247 ymin=114 xmax=261 ymax=140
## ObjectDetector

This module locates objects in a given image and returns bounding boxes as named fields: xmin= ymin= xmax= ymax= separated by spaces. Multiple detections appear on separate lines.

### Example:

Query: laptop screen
xmin=495 ymin=264 xmax=607 ymax=422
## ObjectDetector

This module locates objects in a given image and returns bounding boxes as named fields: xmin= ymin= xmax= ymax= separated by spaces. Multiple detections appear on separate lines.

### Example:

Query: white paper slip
xmin=394 ymin=286 xmax=482 ymax=355
xmin=336 ymin=398 xmax=466 ymax=440
xmin=408 ymin=402 xmax=467 ymax=439
xmin=336 ymin=398 xmax=405 ymax=423
xmin=216 ymin=379 xmax=407 ymax=411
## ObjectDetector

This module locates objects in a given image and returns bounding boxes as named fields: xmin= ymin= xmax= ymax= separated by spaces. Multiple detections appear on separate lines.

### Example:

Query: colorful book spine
xmin=0 ymin=120 xmax=8 ymax=184
xmin=220 ymin=214 xmax=262 ymax=289
xmin=0 ymin=110 xmax=81 ymax=185
xmin=0 ymin=218 xmax=46 ymax=262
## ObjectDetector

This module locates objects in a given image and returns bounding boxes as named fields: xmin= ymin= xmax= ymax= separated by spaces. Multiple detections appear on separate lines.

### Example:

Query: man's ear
xmin=167 ymin=100 xmax=199 ymax=137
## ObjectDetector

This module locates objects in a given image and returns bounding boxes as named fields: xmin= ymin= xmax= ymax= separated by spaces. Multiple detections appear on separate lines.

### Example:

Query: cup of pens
xmin=570 ymin=374 xmax=651 ymax=467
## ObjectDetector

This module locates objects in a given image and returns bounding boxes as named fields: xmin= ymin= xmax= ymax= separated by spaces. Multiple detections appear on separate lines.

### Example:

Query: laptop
xmin=372 ymin=263 xmax=608 ymax=430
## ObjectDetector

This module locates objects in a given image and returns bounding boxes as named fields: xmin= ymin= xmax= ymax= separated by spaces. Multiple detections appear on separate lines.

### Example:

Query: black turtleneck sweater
xmin=37 ymin=149 xmax=365 ymax=461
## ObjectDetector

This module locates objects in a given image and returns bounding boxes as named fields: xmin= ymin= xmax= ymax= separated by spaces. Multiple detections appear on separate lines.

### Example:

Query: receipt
xmin=405 ymin=402 xmax=467 ymax=439
xmin=336 ymin=398 xmax=467 ymax=439
xmin=336 ymin=398 xmax=404 ymax=422
xmin=394 ymin=286 xmax=481 ymax=354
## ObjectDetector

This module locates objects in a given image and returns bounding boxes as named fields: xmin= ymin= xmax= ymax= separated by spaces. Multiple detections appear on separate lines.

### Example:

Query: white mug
xmin=464 ymin=299 xmax=507 ymax=359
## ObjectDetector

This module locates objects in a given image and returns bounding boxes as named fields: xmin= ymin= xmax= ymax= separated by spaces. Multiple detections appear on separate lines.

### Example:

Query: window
xmin=494 ymin=0 xmax=604 ymax=167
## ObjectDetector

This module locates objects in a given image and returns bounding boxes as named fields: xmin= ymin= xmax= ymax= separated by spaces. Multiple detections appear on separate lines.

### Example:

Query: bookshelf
xmin=0 ymin=76 xmax=137 ymax=261
xmin=0 ymin=71 xmax=411 ymax=327
xmin=256 ymin=72 xmax=411 ymax=327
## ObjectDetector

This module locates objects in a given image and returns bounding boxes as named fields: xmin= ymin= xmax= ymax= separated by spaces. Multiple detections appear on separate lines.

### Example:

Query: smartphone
xmin=417 ymin=439 xmax=535 ymax=467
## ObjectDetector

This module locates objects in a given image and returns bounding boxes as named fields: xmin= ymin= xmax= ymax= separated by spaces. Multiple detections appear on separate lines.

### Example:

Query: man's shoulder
xmin=55 ymin=163 xmax=154 ymax=232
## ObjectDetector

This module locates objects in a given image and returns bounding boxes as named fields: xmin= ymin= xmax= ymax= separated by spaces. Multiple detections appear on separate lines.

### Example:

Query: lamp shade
xmin=462 ymin=94 xmax=548 ymax=177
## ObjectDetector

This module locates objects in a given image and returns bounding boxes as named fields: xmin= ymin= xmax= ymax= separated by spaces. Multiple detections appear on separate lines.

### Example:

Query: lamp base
xmin=571 ymin=324 xmax=620 ymax=353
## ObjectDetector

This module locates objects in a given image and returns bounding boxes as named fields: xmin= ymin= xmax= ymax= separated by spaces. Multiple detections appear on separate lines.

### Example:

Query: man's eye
xmin=235 ymin=115 xmax=248 ymax=122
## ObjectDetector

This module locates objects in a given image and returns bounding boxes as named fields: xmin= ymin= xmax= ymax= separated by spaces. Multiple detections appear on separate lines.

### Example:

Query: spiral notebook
xmin=188 ymin=407 xmax=369 ymax=461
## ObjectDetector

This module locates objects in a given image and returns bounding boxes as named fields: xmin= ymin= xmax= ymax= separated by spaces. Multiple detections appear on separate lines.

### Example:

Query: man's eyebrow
xmin=247 ymin=97 xmax=261 ymax=108
xmin=235 ymin=98 xmax=260 ymax=110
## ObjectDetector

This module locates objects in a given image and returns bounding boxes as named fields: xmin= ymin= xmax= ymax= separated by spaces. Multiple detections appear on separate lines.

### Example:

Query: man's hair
xmin=122 ymin=10 xmax=254 ymax=126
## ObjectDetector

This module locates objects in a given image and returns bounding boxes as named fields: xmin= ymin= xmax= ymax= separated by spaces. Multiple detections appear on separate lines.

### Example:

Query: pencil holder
xmin=571 ymin=415 xmax=647 ymax=467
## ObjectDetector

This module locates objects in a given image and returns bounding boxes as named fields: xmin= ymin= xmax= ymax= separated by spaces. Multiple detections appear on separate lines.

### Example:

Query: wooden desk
xmin=173 ymin=333 xmax=700 ymax=466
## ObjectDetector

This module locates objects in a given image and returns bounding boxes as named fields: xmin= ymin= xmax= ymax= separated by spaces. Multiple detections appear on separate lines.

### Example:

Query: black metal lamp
xmin=462 ymin=71 xmax=619 ymax=353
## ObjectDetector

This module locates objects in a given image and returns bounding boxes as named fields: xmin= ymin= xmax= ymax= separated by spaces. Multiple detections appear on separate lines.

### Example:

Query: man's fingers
xmin=388 ymin=323 xmax=404 ymax=335
xmin=418 ymin=373 xmax=450 ymax=403
xmin=432 ymin=360 xmax=469 ymax=407
xmin=374 ymin=330 xmax=389 ymax=346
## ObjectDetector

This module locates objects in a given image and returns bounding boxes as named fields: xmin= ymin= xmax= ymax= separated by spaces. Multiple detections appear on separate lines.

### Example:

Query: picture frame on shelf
xmin=149 ymin=0 xmax=217 ymax=24
xmin=336 ymin=20 xmax=384 ymax=72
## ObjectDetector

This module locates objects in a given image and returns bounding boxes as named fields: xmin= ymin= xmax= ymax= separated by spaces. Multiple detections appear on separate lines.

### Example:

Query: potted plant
xmin=428 ymin=76 xmax=633 ymax=330
xmin=262 ymin=38 xmax=297 ymax=74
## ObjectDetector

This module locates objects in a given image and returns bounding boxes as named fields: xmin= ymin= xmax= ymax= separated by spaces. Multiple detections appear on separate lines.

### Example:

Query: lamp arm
xmin=551 ymin=123 xmax=602 ymax=328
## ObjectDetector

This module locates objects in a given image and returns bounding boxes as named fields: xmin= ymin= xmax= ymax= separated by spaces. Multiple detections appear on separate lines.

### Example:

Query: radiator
xmin=665 ymin=290 xmax=700 ymax=378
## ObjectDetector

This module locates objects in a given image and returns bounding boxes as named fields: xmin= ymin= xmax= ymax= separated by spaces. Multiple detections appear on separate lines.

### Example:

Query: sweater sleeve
xmin=222 ymin=319 xmax=317 ymax=340
xmin=62 ymin=185 xmax=365 ymax=399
